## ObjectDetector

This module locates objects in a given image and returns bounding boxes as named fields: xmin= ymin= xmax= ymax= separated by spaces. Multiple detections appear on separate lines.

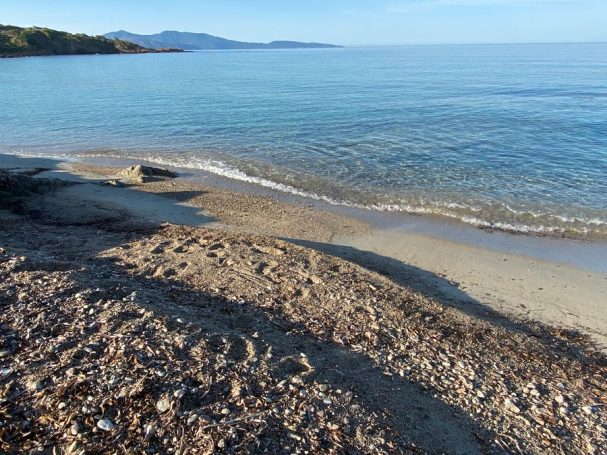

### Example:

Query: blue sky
xmin=2 ymin=0 xmax=606 ymax=45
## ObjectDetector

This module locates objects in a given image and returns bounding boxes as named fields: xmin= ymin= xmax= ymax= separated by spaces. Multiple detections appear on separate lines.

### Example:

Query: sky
xmin=2 ymin=0 xmax=607 ymax=46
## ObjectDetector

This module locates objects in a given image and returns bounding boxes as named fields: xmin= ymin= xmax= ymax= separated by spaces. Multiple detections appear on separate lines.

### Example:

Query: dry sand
xmin=1 ymin=154 xmax=606 ymax=454
xmin=61 ymin=156 xmax=607 ymax=347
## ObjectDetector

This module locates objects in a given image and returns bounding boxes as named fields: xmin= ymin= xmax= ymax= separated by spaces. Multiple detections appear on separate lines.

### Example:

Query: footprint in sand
xmin=255 ymin=260 xmax=279 ymax=276
xmin=149 ymin=240 xmax=172 ymax=255
xmin=276 ymin=355 xmax=314 ymax=379
xmin=153 ymin=265 xmax=177 ymax=278
xmin=226 ymin=336 xmax=257 ymax=363
xmin=206 ymin=334 xmax=256 ymax=363
xmin=252 ymin=245 xmax=287 ymax=256
xmin=206 ymin=242 xmax=228 ymax=258
xmin=208 ymin=243 xmax=226 ymax=251
xmin=173 ymin=238 xmax=198 ymax=253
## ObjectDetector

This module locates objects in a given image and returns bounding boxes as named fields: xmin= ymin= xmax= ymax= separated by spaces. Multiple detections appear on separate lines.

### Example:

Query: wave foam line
xmin=11 ymin=150 xmax=607 ymax=237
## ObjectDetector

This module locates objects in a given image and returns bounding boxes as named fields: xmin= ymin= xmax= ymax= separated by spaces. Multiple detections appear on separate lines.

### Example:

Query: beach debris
xmin=0 ymin=196 xmax=605 ymax=454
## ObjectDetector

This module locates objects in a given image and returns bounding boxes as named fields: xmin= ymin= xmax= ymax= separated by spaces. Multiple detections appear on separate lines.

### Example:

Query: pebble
xmin=504 ymin=399 xmax=521 ymax=414
xmin=27 ymin=380 xmax=44 ymax=391
xmin=156 ymin=398 xmax=171 ymax=413
xmin=0 ymin=349 xmax=11 ymax=358
xmin=586 ymin=442 xmax=597 ymax=454
xmin=581 ymin=406 xmax=595 ymax=415
xmin=174 ymin=389 xmax=186 ymax=399
xmin=554 ymin=395 xmax=566 ymax=404
xmin=144 ymin=424 xmax=156 ymax=438
xmin=187 ymin=414 xmax=198 ymax=425
xmin=221 ymin=408 xmax=231 ymax=415
xmin=69 ymin=423 xmax=81 ymax=435
xmin=96 ymin=418 xmax=115 ymax=431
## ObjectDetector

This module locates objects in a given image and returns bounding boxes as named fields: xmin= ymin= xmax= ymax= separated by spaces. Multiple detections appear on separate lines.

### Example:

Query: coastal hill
xmin=104 ymin=29 xmax=342 ymax=50
xmin=0 ymin=25 xmax=183 ymax=58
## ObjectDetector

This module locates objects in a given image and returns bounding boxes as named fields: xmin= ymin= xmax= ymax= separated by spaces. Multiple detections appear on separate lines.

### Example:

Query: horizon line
xmin=346 ymin=40 xmax=607 ymax=47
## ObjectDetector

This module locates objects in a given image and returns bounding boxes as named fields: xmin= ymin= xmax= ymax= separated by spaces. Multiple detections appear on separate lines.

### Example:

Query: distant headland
xmin=0 ymin=25 xmax=183 ymax=58
xmin=104 ymin=30 xmax=342 ymax=50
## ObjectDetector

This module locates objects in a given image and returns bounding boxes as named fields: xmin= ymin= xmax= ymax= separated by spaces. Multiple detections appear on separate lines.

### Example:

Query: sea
xmin=1 ymin=44 xmax=606 ymax=239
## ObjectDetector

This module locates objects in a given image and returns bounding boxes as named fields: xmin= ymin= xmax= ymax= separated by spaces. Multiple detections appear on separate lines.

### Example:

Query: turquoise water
xmin=1 ymin=44 xmax=606 ymax=238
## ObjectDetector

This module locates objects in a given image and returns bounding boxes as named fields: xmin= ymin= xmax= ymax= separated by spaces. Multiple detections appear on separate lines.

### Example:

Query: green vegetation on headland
xmin=0 ymin=25 xmax=183 ymax=58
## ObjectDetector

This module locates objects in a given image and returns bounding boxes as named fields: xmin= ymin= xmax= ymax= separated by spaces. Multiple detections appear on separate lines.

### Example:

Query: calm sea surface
xmin=1 ymin=44 xmax=606 ymax=238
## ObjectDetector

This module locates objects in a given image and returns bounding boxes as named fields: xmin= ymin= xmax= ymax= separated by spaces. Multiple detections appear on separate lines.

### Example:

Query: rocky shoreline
xmin=0 ymin=24 xmax=184 ymax=59
xmin=1 ymin=168 xmax=606 ymax=454
xmin=0 ymin=47 xmax=184 ymax=59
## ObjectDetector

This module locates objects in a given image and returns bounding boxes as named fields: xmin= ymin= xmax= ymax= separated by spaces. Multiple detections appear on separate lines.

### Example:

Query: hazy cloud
xmin=385 ymin=0 xmax=601 ymax=13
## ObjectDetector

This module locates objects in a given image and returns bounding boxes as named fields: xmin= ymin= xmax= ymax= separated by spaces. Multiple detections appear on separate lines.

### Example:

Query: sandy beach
xmin=1 ymin=153 xmax=606 ymax=454
xmin=64 ymin=156 xmax=607 ymax=347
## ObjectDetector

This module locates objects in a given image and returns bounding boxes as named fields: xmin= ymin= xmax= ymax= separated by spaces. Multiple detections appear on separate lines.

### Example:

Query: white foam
xmin=460 ymin=216 xmax=589 ymax=235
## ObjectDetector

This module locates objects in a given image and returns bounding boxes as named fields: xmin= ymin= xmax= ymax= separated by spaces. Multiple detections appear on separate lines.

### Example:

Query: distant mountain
xmin=104 ymin=30 xmax=342 ymax=50
xmin=0 ymin=25 xmax=183 ymax=58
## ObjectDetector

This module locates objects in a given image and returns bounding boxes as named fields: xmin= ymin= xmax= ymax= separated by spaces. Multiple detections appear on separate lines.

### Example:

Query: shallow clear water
xmin=1 ymin=44 xmax=606 ymax=238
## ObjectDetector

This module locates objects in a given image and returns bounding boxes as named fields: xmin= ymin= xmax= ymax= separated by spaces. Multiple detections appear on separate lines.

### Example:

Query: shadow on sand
xmin=2 ymin=154 xmax=604 ymax=452
xmin=284 ymin=238 xmax=604 ymax=366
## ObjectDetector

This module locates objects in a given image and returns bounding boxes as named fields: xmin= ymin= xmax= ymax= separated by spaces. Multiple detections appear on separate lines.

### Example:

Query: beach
xmin=60 ymin=156 xmax=607 ymax=346
xmin=1 ymin=153 xmax=606 ymax=454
